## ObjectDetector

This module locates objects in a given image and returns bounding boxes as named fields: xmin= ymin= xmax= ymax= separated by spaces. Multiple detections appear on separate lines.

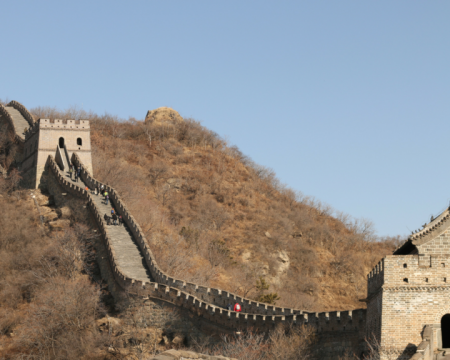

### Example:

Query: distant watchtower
xmin=22 ymin=118 xmax=93 ymax=188
xmin=0 ymin=100 xmax=93 ymax=188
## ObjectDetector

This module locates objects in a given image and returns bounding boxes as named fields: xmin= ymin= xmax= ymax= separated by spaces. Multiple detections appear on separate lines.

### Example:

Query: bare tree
xmin=148 ymin=162 xmax=169 ymax=187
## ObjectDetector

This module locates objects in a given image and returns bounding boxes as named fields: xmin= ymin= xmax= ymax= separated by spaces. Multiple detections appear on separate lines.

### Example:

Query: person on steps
xmin=74 ymin=170 xmax=78 ymax=182
xmin=112 ymin=213 xmax=117 ymax=225
xmin=226 ymin=303 xmax=232 ymax=311
xmin=118 ymin=215 xmax=123 ymax=226
xmin=77 ymin=166 xmax=81 ymax=180
xmin=104 ymin=213 xmax=110 ymax=225
xmin=233 ymin=303 xmax=241 ymax=312
xmin=69 ymin=164 xmax=73 ymax=179
xmin=105 ymin=192 xmax=109 ymax=205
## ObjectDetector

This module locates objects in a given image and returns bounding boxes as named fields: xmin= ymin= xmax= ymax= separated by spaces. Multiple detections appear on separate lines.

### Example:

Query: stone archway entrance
xmin=441 ymin=314 xmax=450 ymax=348
xmin=59 ymin=137 xmax=65 ymax=148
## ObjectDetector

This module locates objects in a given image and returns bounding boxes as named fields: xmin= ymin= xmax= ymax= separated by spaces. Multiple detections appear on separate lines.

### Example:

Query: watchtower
xmin=0 ymin=100 xmax=93 ymax=188
xmin=366 ymin=210 xmax=450 ymax=359
xmin=21 ymin=118 xmax=93 ymax=188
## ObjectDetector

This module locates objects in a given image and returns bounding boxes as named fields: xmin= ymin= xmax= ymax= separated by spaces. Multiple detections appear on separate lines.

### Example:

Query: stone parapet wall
xmin=71 ymin=152 xmax=303 ymax=316
xmin=63 ymin=152 xmax=367 ymax=337
xmin=368 ymin=258 xmax=385 ymax=296
xmin=24 ymin=120 xmax=40 ymax=141
xmin=40 ymin=118 xmax=90 ymax=129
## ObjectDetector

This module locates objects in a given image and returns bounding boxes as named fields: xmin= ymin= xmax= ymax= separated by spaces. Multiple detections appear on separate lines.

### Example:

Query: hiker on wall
xmin=234 ymin=303 xmax=242 ymax=312
xmin=77 ymin=166 xmax=81 ymax=180
xmin=69 ymin=164 xmax=73 ymax=179
xmin=105 ymin=191 xmax=109 ymax=205
xmin=112 ymin=213 xmax=118 ymax=225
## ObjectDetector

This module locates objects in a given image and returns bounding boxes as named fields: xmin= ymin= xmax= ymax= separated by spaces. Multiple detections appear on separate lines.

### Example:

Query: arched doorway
xmin=441 ymin=314 xmax=450 ymax=347
xmin=59 ymin=137 xmax=65 ymax=148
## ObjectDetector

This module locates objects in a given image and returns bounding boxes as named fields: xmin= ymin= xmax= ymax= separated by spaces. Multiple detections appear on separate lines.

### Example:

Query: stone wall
xmin=0 ymin=104 xmax=25 ymax=142
xmin=417 ymin=230 xmax=450 ymax=255
xmin=61 ymin=153 xmax=367 ymax=358
xmin=366 ymin=254 xmax=450 ymax=358
xmin=8 ymin=100 xmax=35 ymax=126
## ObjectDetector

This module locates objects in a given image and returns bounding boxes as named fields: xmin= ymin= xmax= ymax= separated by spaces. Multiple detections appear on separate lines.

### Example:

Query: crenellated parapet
xmin=24 ymin=120 xmax=40 ymax=141
xmin=368 ymin=258 xmax=385 ymax=296
xmin=70 ymin=152 xmax=304 ymax=316
xmin=39 ymin=118 xmax=90 ymax=129
xmin=56 ymin=152 xmax=367 ymax=335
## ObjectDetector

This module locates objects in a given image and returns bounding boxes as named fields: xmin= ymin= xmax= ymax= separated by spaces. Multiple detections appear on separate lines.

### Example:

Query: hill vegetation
xmin=25 ymin=104 xmax=402 ymax=311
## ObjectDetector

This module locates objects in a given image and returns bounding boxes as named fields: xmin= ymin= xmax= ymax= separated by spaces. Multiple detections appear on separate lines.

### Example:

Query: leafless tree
xmin=148 ymin=162 xmax=169 ymax=186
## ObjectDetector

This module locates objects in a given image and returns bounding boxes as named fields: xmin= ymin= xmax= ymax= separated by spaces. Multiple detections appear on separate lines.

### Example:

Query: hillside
xmin=26 ymin=105 xmax=402 ymax=312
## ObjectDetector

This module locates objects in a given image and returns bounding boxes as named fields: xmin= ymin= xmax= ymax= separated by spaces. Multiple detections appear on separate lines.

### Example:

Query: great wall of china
xmin=3 ymin=100 xmax=450 ymax=359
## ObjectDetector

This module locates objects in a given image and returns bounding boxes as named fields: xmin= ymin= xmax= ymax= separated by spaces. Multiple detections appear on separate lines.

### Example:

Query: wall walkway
xmin=45 ymin=152 xmax=366 ymax=354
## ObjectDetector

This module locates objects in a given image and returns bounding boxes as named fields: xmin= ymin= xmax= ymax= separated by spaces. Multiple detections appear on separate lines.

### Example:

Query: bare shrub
xmin=15 ymin=277 xmax=104 ymax=359
xmin=268 ymin=324 xmax=315 ymax=360
xmin=148 ymin=162 xmax=170 ymax=186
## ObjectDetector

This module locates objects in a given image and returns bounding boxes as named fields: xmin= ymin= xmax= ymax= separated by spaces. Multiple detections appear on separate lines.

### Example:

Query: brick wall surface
xmin=417 ymin=230 xmax=450 ymax=255
xmin=365 ymin=254 xmax=450 ymax=358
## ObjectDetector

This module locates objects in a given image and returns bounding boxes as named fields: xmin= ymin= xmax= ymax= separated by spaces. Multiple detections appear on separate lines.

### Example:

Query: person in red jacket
xmin=233 ymin=303 xmax=241 ymax=312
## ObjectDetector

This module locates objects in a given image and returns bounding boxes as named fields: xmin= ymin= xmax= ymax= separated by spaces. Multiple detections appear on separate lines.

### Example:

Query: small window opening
xmin=442 ymin=263 xmax=446 ymax=268
xmin=59 ymin=137 xmax=65 ymax=148
xmin=403 ymin=264 xmax=407 ymax=268
xmin=445 ymin=278 xmax=447 ymax=283
xmin=77 ymin=138 xmax=82 ymax=146
xmin=425 ymin=278 xmax=428 ymax=282
xmin=403 ymin=278 xmax=408 ymax=283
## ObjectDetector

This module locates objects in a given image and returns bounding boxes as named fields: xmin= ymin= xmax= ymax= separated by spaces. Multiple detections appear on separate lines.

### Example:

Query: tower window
xmin=77 ymin=138 xmax=82 ymax=146
xmin=403 ymin=278 xmax=408 ymax=283
xmin=59 ymin=137 xmax=65 ymax=148
xmin=403 ymin=264 xmax=407 ymax=268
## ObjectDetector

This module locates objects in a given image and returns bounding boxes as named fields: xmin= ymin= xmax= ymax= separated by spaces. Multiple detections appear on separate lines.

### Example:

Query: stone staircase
xmin=3 ymin=106 xmax=30 ymax=140
xmin=63 ymin=170 xmax=153 ymax=283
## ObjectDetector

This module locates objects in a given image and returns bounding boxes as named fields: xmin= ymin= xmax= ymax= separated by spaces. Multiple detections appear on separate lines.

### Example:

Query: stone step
xmin=4 ymin=106 xmax=30 ymax=137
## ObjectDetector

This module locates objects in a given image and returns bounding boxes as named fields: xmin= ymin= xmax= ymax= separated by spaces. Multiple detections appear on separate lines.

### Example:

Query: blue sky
xmin=1 ymin=1 xmax=450 ymax=237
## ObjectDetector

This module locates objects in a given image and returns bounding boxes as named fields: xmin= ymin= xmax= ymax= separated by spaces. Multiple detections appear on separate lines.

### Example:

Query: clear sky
xmin=1 ymin=1 xmax=449 ymax=237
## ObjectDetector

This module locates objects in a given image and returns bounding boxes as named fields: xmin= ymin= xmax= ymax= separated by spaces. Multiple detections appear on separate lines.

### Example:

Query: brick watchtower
xmin=21 ymin=118 xmax=93 ymax=188
xmin=366 ymin=210 xmax=450 ymax=359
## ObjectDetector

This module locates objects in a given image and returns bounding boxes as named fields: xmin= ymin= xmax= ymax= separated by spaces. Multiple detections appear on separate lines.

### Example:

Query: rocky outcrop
xmin=145 ymin=107 xmax=183 ymax=125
